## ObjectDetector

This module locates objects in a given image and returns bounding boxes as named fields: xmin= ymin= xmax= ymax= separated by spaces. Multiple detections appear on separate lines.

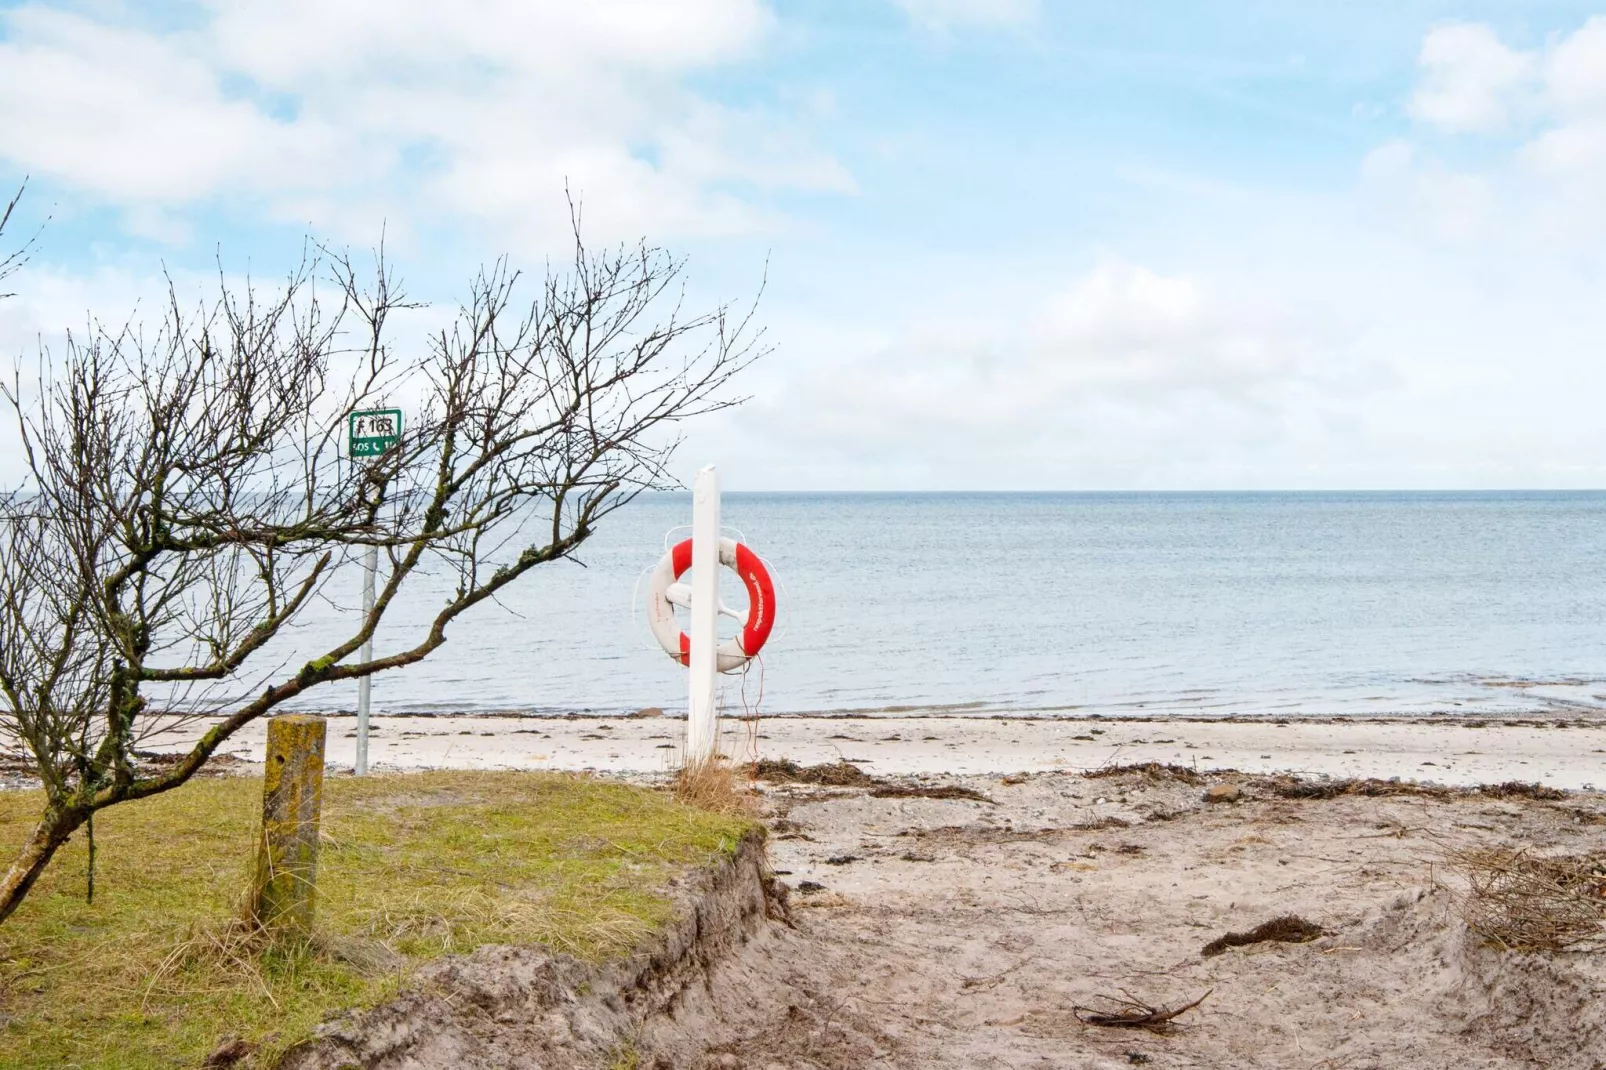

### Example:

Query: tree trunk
xmin=0 ymin=806 xmax=86 ymax=926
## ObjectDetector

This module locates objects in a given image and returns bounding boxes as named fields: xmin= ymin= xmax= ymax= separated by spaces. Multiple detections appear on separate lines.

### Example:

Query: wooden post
xmin=687 ymin=465 xmax=720 ymax=763
xmin=251 ymin=714 xmax=326 ymax=938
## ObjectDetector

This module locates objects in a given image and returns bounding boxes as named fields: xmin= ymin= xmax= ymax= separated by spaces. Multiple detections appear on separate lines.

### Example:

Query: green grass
xmin=0 ymin=770 xmax=751 ymax=1069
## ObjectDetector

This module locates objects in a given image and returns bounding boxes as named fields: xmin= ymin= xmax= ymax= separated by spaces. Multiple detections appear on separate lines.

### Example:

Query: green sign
xmin=348 ymin=408 xmax=402 ymax=457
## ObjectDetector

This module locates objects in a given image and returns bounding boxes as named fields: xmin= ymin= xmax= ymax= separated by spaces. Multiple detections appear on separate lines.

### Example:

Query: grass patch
xmin=0 ymin=770 xmax=752 ymax=1069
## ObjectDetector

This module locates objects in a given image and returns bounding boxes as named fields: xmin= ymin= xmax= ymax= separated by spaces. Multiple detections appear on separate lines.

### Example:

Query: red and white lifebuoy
xmin=646 ymin=537 xmax=776 ymax=672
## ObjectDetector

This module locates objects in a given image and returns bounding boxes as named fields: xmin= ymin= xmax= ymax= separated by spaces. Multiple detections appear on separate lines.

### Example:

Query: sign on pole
xmin=346 ymin=406 xmax=401 ymax=774
xmin=348 ymin=409 xmax=403 ymax=457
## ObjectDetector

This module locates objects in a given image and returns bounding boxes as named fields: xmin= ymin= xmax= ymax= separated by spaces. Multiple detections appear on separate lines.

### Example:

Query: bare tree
xmin=0 ymin=182 xmax=30 ymax=299
xmin=0 ymin=220 xmax=764 ymax=925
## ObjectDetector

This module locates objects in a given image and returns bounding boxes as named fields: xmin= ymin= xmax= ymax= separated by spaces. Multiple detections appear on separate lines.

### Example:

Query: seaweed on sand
xmin=1201 ymin=915 xmax=1325 ymax=957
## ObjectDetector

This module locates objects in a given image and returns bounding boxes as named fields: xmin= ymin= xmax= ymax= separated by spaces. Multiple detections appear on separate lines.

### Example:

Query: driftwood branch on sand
xmin=1074 ymin=988 xmax=1212 ymax=1031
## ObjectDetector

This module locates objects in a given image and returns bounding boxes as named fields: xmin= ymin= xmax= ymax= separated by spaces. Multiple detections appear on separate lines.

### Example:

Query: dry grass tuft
xmin=675 ymin=755 xmax=761 ymax=816
xmin=145 ymin=916 xmax=283 ymax=1011
xmin=1452 ymin=846 xmax=1606 ymax=951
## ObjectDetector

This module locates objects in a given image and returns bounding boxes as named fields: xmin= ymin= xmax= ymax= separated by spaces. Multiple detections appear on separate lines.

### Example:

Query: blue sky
xmin=2 ymin=0 xmax=1605 ymax=489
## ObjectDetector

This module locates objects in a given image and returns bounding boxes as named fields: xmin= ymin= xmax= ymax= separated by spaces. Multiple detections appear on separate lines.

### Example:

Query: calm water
xmin=258 ymin=492 xmax=1606 ymax=720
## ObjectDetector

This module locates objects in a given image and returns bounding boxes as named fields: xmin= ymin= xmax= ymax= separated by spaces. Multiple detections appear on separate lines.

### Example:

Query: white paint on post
xmin=355 ymin=543 xmax=378 ymax=776
xmin=686 ymin=465 xmax=721 ymax=763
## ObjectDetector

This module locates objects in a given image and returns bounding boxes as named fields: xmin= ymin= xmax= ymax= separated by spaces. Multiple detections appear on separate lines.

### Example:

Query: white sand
xmin=675 ymin=769 xmax=1606 ymax=1068
xmin=147 ymin=712 xmax=1606 ymax=789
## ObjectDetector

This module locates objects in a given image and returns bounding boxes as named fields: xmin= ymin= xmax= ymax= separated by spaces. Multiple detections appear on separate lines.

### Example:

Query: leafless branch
xmin=0 ymin=181 xmax=38 ymax=300
xmin=0 ymin=214 xmax=765 ymax=924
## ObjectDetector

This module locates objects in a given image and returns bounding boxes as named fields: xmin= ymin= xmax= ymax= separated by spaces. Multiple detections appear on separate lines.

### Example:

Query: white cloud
xmin=0 ymin=1 xmax=845 ymax=248
xmin=890 ymin=0 xmax=1037 ymax=33
xmin=721 ymin=261 xmax=1370 ymax=487
xmin=1409 ymin=22 xmax=1536 ymax=133
xmin=1388 ymin=17 xmax=1606 ymax=240
xmin=675 ymin=198 xmax=1606 ymax=491
xmin=0 ymin=8 xmax=348 ymax=204
xmin=210 ymin=0 xmax=771 ymax=86
xmin=1523 ymin=121 xmax=1606 ymax=177
xmin=1359 ymin=140 xmax=1494 ymax=240
xmin=1546 ymin=15 xmax=1606 ymax=114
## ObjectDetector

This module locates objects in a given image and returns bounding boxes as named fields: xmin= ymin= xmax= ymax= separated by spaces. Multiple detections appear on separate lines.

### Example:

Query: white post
xmin=355 ymin=544 xmax=378 ymax=775
xmin=686 ymin=466 xmax=721 ymax=763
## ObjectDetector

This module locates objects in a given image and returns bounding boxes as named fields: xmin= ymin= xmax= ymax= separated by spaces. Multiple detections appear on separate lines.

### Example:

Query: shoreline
xmin=243 ymin=687 xmax=1606 ymax=723
xmin=138 ymin=711 xmax=1606 ymax=790
xmin=266 ymin=707 xmax=1606 ymax=725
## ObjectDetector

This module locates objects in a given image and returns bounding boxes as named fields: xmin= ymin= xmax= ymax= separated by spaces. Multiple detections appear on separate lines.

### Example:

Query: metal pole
xmin=687 ymin=466 xmax=720 ymax=763
xmin=355 ymin=543 xmax=377 ymax=775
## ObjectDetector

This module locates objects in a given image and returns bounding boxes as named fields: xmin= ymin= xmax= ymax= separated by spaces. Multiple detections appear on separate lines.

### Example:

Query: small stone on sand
xmin=1204 ymin=783 xmax=1241 ymax=804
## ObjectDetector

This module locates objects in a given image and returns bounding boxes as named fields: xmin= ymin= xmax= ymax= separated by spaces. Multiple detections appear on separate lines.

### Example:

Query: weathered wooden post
xmin=251 ymin=714 xmax=327 ymax=938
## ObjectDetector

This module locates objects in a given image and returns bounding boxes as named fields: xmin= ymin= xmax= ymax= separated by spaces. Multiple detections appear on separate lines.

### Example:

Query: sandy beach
xmin=146 ymin=711 xmax=1606 ymax=790
xmin=663 ymin=764 xmax=1606 ymax=1068
xmin=130 ymin=710 xmax=1606 ymax=1066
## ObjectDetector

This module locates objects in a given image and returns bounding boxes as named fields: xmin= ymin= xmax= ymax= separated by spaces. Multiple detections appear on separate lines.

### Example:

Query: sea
xmin=259 ymin=491 xmax=1606 ymax=721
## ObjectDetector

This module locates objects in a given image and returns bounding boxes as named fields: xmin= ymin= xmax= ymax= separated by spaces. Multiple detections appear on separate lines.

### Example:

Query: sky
xmin=1 ymin=0 xmax=1604 ymax=491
